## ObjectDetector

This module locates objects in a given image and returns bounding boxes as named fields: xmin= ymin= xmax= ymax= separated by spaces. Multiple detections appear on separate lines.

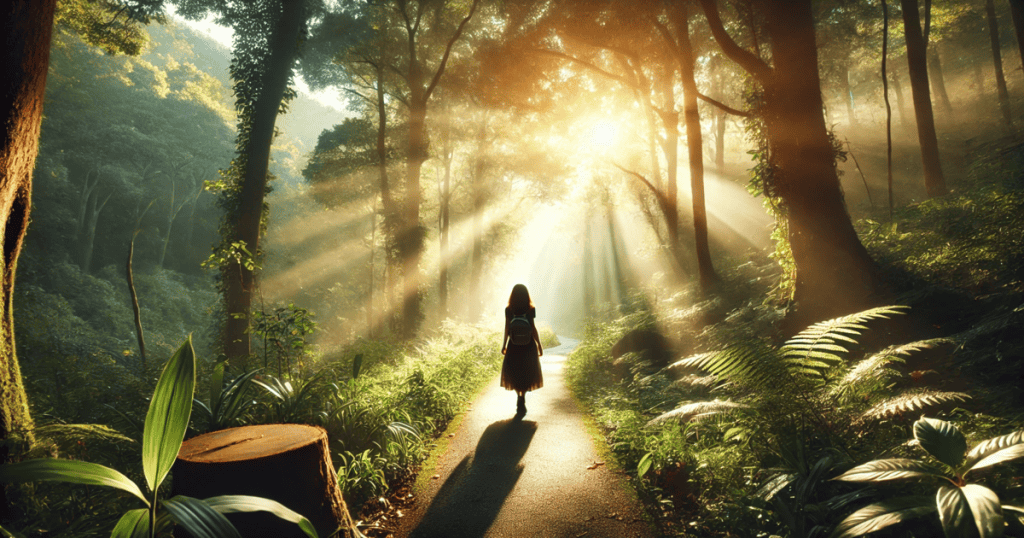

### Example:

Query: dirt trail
xmin=394 ymin=338 xmax=654 ymax=538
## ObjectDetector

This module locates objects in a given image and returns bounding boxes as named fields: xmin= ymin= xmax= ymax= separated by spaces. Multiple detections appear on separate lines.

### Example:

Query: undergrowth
xmin=565 ymin=136 xmax=1024 ymax=537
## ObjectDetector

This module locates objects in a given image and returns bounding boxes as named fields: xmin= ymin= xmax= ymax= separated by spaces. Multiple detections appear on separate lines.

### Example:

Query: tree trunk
xmin=715 ymin=108 xmax=726 ymax=173
xmin=438 ymin=106 xmax=453 ymax=319
xmin=764 ymin=0 xmax=883 ymax=328
xmin=470 ymin=117 xmax=488 ymax=313
xmin=126 ymin=236 xmax=146 ymax=369
xmin=172 ymin=424 xmax=354 ymax=538
xmin=987 ymin=0 xmax=1013 ymax=126
xmin=891 ymin=67 xmax=909 ymax=129
xmin=669 ymin=3 xmax=719 ymax=293
xmin=927 ymin=50 xmax=953 ymax=115
xmin=81 ymin=190 xmax=111 ymax=274
xmin=374 ymin=64 xmax=398 ymax=332
xmin=900 ymin=0 xmax=947 ymax=197
xmin=223 ymin=0 xmax=305 ymax=367
xmin=1 ymin=0 xmax=54 ymax=517
xmin=1010 ymin=0 xmax=1024 ymax=78
xmin=699 ymin=0 xmax=882 ymax=327
xmin=842 ymin=64 xmax=857 ymax=128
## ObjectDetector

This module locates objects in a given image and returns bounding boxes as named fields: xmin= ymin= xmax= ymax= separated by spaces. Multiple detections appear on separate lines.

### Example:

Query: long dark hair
xmin=508 ymin=284 xmax=533 ymax=313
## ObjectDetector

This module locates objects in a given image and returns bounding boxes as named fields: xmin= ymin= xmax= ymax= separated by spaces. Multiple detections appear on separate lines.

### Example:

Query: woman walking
xmin=501 ymin=284 xmax=544 ymax=415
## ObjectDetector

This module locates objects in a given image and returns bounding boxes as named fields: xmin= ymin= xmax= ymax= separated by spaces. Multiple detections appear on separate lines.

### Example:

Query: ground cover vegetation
xmin=2 ymin=0 xmax=1024 ymax=536
xmin=565 ymin=117 xmax=1024 ymax=538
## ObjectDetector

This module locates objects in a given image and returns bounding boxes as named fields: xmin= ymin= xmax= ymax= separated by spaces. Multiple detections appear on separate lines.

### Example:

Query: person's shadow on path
xmin=409 ymin=417 xmax=537 ymax=538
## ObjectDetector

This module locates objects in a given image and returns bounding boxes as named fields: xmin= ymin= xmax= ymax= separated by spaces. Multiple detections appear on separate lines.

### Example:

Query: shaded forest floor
xmin=562 ymin=128 xmax=1024 ymax=536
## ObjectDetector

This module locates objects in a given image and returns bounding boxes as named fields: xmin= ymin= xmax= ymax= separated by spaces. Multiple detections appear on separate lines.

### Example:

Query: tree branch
xmin=696 ymin=91 xmax=751 ymax=117
xmin=534 ymin=48 xmax=635 ymax=88
xmin=697 ymin=0 xmax=772 ymax=83
xmin=424 ymin=0 xmax=481 ymax=101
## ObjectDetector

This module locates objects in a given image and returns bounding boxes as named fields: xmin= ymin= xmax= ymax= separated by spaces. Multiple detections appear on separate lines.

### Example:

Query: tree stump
xmin=172 ymin=424 xmax=353 ymax=538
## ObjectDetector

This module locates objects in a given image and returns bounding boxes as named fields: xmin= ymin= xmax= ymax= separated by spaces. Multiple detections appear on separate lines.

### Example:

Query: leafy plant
xmin=251 ymin=303 xmax=317 ymax=376
xmin=192 ymin=362 xmax=259 ymax=433
xmin=252 ymin=371 xmax=325 ymax=424
xmin=335 ymin=449 xmax=388 ymax=512
xmin=832 ymin=416 xmax=1024 ymax=538
xmin=0 ymin=337 xmax=319 ymax=538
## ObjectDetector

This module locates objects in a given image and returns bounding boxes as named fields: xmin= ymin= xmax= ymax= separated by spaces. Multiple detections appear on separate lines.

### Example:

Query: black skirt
xmin=500 ymin=342 xmax=543 ymax=392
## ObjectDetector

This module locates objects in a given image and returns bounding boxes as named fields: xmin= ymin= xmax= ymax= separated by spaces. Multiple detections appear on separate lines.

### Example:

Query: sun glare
xmin=588 ymin=120 xmax=619 ymax=150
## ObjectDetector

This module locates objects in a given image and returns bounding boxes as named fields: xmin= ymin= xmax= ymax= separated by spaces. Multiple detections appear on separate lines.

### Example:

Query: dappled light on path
xmin=398 ymin=338 xmax=651 ymax=538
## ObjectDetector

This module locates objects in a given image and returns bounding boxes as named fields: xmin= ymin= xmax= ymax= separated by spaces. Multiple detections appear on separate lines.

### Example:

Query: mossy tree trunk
xmin=223 ymin=0 xmax=306 ymax=366
xmin=1 ymin=0 xmax=53 ymax=518
xmin=700 ymin=0 xmax=883 ymax=329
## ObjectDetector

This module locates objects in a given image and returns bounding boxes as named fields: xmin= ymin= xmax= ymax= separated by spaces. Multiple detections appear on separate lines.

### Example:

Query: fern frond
xmin=830 ymin=338 xmax=950 ymax=401
xmin=861 ymin=390 xmax=971 ymax=421
xmin=664 ymin=352 xmax=716 ymax=378
xmin=647 ymin=399 xmax=750 ymax=427
xmin=672 ymin=342 xmax=785 ymax=392
xmin=671 ymin=374 xmax=717 ymax=390
xmin=781 ymin=306 xmax=908 ymax=380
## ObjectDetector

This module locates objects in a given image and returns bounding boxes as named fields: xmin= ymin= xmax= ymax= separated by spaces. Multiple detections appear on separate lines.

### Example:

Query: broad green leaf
xmin=637 ymin=453 xmax=653 ymax=478
xmin=915 ymin=417 xmax=967 ymax=469
xmin=202 ymin=495 xmax=319 ymax=538
xmin=964 ymin=430 xmax=1024 ymax=473
xmin=164 ymin=496 xmax=241 ymax=538
xmin=143 ymin=336 xmax=196 ymax=493
xmin=110 ymin=509 xmax=149 ymax=538
xmin=0 ymin=459 xmax=147 ymax=505
xmin=970 ymin=445 xmax=1024 ymax=474
xmin=352 ymin=353 xmax=363 ymax=380
xmin=832 ymin=458 xmax=943 ymax=483
xmin=962 ymin=484 xmax=1004 ymax=537
xmin=831 ymin=497 xmax=934 ymax=538
xmin=937 ymin=485 xmax=974 ymax=538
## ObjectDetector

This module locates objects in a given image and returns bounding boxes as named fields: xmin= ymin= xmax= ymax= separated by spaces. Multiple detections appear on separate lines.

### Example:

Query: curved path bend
xmin=395 ymin=338 xmax=655 ymax=538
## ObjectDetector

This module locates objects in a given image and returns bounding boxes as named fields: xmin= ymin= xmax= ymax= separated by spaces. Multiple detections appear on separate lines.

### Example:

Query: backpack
xmin=508 ymin=314 xmax=532 ymax=346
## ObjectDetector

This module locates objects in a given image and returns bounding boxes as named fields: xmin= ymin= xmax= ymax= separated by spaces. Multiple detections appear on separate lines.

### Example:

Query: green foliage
xmin=191 ymin=365 xmax=259 ymax=434
xmin=252 ymin=372 xmax=326 ymax=424
xmin=833 ymin=417 xmax=1024 ymax=537
xmin=0 ymin=338 xmax=319 ymax=538
xmin=251 ymin=304 xmax=318 ymax=375
xmin=335 ymin=449 xmax=389 ymax=512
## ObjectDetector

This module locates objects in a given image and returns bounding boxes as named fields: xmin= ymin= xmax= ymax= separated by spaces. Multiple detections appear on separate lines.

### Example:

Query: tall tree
xmin=393 ymin=0 xmax=480 ymax=337
xmin=0 ymin=1 xmax=53 ymax=516
xmin=699 ymin=0 xmax=882 ymax=328
xmin=178 ymin=0 xmax=308 ymax=365
xmin=656 ymin=1 xmax=720 ymax=293
xmin=1011 ymin=0 xmax=1024 ymax=77
xmin=985 ymin=0 xmax=1013 ymax=126
xmin=899 ymin=0 xmax=947 ymax=197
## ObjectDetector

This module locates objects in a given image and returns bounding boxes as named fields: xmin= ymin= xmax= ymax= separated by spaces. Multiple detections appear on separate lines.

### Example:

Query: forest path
xmin=393 ymin=338 xmax=654 ymax=538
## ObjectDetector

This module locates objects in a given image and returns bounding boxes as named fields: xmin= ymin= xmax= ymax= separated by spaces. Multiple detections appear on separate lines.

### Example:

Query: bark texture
xmin=700 ymin=0 xmax=883 ymax=330
xmin=1 ymin=0 xmax=54 ymax=517
xmin=172 ymin=424 xmax=353 ymax=537
xmin=900 ymin=0 xmax=948 ymax=197
xmin=223 ymin=0 xmax=306 ymax=366
xmin=987 ymin=0 xmax=1013 ymax=126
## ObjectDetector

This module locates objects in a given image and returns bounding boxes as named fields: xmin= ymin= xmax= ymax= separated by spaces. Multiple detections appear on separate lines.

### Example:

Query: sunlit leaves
xmin=202 ymin=495 xmax=319 ymax=538
xmin=915 ymin=417 xmax=967 ymax=469
xmin=937 ymin=485 xmax=1004 ymax=538
xmin=142 ymin=336 xmax=197 ymax=493
xmin=963 ymin=430 xmax=1024 ymax=474
xmin=833 ymin=458 xmax=945 ymax=483
xmin=861 ymin=390 xmax=971 ymax=421
xmin=832 ymin=497 xmax=934 ymax=538
xmin=163 ymin=496 xmax=243 ymax=538
xmin=0 ymin=459 xmax=148 ymax=505
xmin=110 ymin=509 xmax=150 ymax=538
xmin=646 ymin=399 xmax=749 ymax=426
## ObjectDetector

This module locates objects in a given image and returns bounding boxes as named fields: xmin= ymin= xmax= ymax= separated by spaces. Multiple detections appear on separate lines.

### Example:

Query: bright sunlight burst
xmin=587 ymin=120 xmax=619 ymax=150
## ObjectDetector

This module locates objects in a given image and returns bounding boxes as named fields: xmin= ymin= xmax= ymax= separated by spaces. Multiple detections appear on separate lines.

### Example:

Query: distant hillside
xmin=144 ymin=21 xmax=350 ymax=158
